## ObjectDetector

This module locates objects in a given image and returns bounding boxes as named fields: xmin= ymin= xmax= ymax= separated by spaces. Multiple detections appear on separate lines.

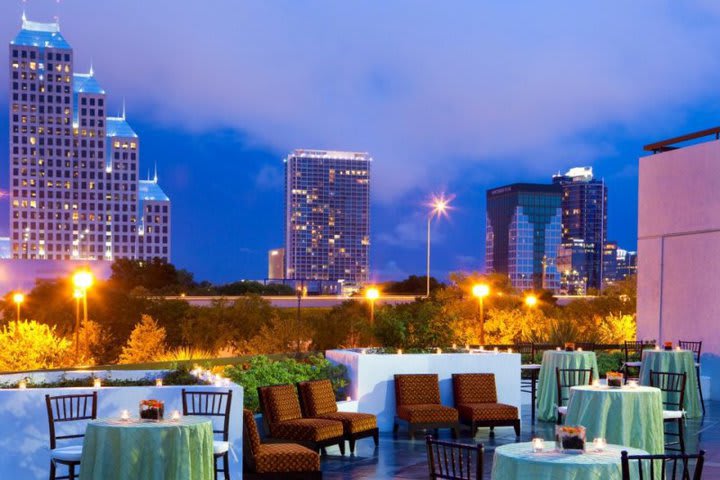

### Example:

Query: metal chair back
xmin=182 ymin=389 xmax=232 ymax=441
xmin=555 ymin=368 xmax=593 ymax=408
xmin=621 ymin=450 xmax=705 ymax=480
xmin=624 ymin=340 xmax=655 ymax=364
xmin=514 ymin=342 xmax=536 ymax=363
xmin=45 ymin=392 xmax=98 ymax=449
xmin=649 ymin=371 xmax=686 ymax=413
xmin=426 ymin=435 xmax=483 ymax=480
xmin=678 ymin=341 xmax=702 ymax=364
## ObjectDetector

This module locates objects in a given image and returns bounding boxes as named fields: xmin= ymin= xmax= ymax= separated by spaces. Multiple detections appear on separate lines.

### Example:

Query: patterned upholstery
xmin=270 ymin=418 xmax=344 ymax=442
xmin=394 ymin=374 xmax=441 ymax=406
xmin=397 ymin=404 xmax=459 ymax=423
xmin=457 ymin=403 xmax=518 ymax=421
xmin=263 ymin=384 xmax=303 ymax=423
xmin=314 ymin=411 xmax=377 ymax=435
xmin=453 ymin=374 xmax=497 ymax=404
xmin=242 ymin=409 xmax=262 ymax=456
xmin=298 ymin=379 xmax=338 ymax=416
xmin=255 ymin=443 xmax=320 ymax=473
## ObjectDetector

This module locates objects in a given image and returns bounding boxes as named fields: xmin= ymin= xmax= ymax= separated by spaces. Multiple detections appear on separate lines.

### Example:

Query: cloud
xmin=5 ymin=1 xmax=720 ymax=204
xmin=254 ymin=165 xmax=284 ymax=190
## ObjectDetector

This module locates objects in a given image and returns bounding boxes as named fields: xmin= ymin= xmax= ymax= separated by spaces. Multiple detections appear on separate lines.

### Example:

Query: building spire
xmin=89 ymin=60 xmax=94 ymax=77
xmin=121 ymin=98 xmax=126 ymax=120
xmin=153 ymin=162 xmax=158 ymax=183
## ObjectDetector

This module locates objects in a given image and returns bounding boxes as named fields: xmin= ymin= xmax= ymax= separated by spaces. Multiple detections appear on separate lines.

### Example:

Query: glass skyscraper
xmin=485 ymin=183 xmax=562 ymax=292
xmin=284 ymin=149 xmax=370 ymax=285
xmin=8 ymin=16 xmax=170 ymax=261
xmin=552 ymin=167 xmax=607 ymax=293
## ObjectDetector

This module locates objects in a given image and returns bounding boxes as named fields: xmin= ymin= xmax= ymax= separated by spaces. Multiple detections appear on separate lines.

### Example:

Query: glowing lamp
xmin=472 ymin=284 xmax=490 ymax=298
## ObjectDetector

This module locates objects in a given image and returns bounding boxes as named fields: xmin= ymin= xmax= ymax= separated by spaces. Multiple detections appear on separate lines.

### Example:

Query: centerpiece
xmin=564 ymin=342 xmax=575 ymax=352
xmin=664 ymin=341 xmax=673 ymax=351
xmin=139 ymin=399 xmax=164 ymax=420
xmin=606 ymin=371 xmax=623 ymax=388
xmin=556 ymin=425 xmax=586 ymax=452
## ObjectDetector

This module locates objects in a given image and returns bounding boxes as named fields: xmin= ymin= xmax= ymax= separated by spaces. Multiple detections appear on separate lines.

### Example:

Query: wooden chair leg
xmin=349 ymin=438 xmax=356 ymax=454
xmin=373 ymin=430 xmax=379 ymax=447
xmin=68 ymin=463 xmax=75 ymax=480
xmin=223 ymin=453 xmax=230 ymax=480
xmin=338 ymin=441 xmax=345 ymax=456
xmin=678 ymin=419 xmax=686 ymax=454
xmin=50 ymin=461 xmax=56 ymax=480
xmin=514 ymin=420 xmax=521 ymax=437
xmin=452 ymin=426 xmax=459 ymax=439
xmin=697 ymin=366 xmax=706 ymax=416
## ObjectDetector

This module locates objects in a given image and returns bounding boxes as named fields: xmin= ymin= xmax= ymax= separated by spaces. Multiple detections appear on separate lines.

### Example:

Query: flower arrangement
xmin=556 ymin=425 xmax=586 ymax=451
xmin=564 ymin=342 xmax=575 ymax=352
xmin=139 ymin=399 xmax=164 ymax=420
xmin=664 ymin=341 xmax=673 ymax=351
xmin=606 ymin=371 xmax=623 ymax=388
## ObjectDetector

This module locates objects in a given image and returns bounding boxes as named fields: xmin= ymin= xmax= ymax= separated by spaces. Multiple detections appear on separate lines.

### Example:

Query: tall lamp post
xmin=365 ymin=287 xmax=380 ymax=326
xmin=472 ymin=284 xmax=490 ymax=345
xmin=12 ymin=292 xmax=24 ymax=322
xmin=73 ymin=289 xmax=83 ymax=362
xmin=72 ymin=270 xmax=94 ymax=361
xmin=426 ymin=194 xmax=452 ymax=298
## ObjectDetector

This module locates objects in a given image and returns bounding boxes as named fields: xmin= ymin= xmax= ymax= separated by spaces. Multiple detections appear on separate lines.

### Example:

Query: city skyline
xmin=3 ymin=2 xmax=720 ymax=282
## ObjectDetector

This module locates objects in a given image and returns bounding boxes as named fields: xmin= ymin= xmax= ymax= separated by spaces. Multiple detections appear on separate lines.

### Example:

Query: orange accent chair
xmin=393 ymin=374 xmax=459 ymax=439
xmin=452 ymin=373 xmax=520 ymax=437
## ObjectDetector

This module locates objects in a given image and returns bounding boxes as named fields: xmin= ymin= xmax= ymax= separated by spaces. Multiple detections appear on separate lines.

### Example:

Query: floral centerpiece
xmin=564 ymin=342 xmax=575 ymax=352
xmin=664 ymin=341 xmax=673 ymax=351
xmin=139 ymin=399 xmax=164 ymax=420
xmin=606 ymin=371 xmax=623 ymax=388
xmin=556 ymin=425 xmax=586 ymax=451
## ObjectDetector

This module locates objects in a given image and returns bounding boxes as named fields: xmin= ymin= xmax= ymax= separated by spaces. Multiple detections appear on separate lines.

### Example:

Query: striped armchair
xmin=452 ymin=373 xmax=520 ymax=437
xmin=257 ymin=384 xmax=345 ymax=454
xmin=393 ymin=374 xmax=459 ymax=439
xmin=298 ymin=379 xmax=379 ymax=454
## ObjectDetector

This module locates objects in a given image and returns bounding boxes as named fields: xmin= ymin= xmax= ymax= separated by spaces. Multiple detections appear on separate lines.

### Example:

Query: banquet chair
xmin=45 ymin=392 xmax=98 ymax=480
xmin=182 ymin=389 xmax=233 ymax=480
xmin=678 ymin=340 xmax=705 ymax=416
xmin=621 ymin=450 xmax=705 ymax=480
xmin=426 ymin=435 xmax=483 ymax=480
xmin=257 ymin=384 xmax=345 ymax=454
xmin=297 ymin=379 xmax=378 ymax=454
xmin=393 ymin=374 xmax=460 ymax=440
xmin=242 ymin=409 xmax=322 ymax=479
xmin=649 ymin=371 xmax=687 ymax=454
xmin=622 ymin=340 xmax=654 ymax=381
xmin=452 ymin=373 xmax=520 ymax=437
xmin=555 ymin=368 xmax=593 ymax=425
xmin=516 ymin=342 xmax=540 ymax=423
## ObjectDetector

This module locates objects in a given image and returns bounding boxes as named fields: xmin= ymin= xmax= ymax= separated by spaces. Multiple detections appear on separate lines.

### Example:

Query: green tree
xmin=381 ymin=275 xmax=444 ymax=295
xmin=119 ymin=315 xmax=167 ymax=364
xmin=310 ymin=300 xmax=372 ymax=350
xmin=0 ymin=320 xmax=70 ymax=371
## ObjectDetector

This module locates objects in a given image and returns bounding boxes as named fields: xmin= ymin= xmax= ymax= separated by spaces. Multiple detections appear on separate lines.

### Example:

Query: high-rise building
xmin=268 ymin=248 xmax=285 ymax=279
xmin=284 ymin=149 xmax=370 ymax=285
xmin=485 ymin=183 xmax=562 ymax=292
xmin=552 ymin=167 xmax=607 ymax=293
xmin=616 ymin=248 xmax=637 ymax=280
xmin=8 ymin=16 xmax=171 ymax=261
xmin=602 ymin=241 xmax=618 ymax=288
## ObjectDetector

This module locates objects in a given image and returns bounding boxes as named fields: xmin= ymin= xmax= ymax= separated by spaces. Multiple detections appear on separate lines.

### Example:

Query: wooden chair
xmin=678 ymin=340 xmax=705 ymax=416
xmin=182 ymin=389 xmax=233 ymax=480
xmin=297 ymin=379 xmax=378 ymax=454
xmin=452 ymin=373 xmax=520 ymax=437
xmin=621 ymin=450 xmax=705 ymax=480
xmin=516 ymin=342 xmax=540 ymax=423
xmin=242 ymin=409 xmax=322 ymax=479
xmin=555 ymin=368 xmax=593 ymax=424
xmin=649 ymin=370 xmax=687 ymax=454
xmin=622 ymin=340 xmax=654 ymax=381
xmin=45 ymin=392 xmax=97 ymax=480
xmin=257 ymin=384 xmax=345 ymax=455
xmin=426 ymin=435 xmax=483 ymax=480
xmin=393 ymin=374 xmax=460 ymax=440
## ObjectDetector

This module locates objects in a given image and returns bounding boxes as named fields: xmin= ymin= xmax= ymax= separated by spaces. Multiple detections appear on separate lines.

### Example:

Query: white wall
xmin=0 ymin=371 xmax=244 ymax=479
xmin=326 ymin=350 xmax=521 ymax=432
xmin=637 ymin=139 xmax=720 ymax=398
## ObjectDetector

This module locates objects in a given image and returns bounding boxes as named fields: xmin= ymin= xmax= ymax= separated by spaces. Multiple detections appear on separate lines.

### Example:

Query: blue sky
xmin=3 ymin=1 xmax=720 ymax=282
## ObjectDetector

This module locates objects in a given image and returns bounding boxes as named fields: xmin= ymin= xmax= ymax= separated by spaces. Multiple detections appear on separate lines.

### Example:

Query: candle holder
xmin=654 ymin=345 xmax=660 ymax=351
xmin=346 ymin=396 xmax=352 ymax=402
xmin=493 ymin=347 xmax=499 ymax=354
xmin=397 ymin=348 xmax=403 ymax=355
xmin=577 ymin=347 xmax=583 ymax=352
xmin=532 ymin=437 xmax=545 ymax=452
xmin=170 ymin=410 xmax=181 ymax=421
xmin=627 ymin=380 xmax=638 ymax=388
xmin=592 ymin=437 xmax=607 ymax=452
xmin=155 ymin=378 xmax=163 ymax=387
xmin=507 ymin=348 xmax=513 ymax=354
xmin=675 ymin=346 xmax=682 ymax=352
xmin=664 ymin=342 xmax=672 ymax=351
xmin=555 ymin=347 xmax=561 ymax=351
xmin=592 ymin=379 xmax=600 ymax=388
xmin=18 ymin=379 xmax=27 ymax=390
xmin=436 ymin=347 xmax=442 ymax=354
xmin=93 ymin=378 xmax=102 ymax=388
xmin=121 ymin=409 xmax=130 ymax=421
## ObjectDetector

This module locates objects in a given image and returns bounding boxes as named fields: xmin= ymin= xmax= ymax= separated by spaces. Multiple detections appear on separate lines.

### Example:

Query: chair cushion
xmin=271 ymin=418 xmax=344 ymax=442
xmin=397 ymin=404 xmax=458 ymax=424
xmin=395 ymin=374 xmax=441 ymax=406
xmin=624 ymin=361 xmax=642 ymax=367
xmin=453 ymin=373 xmax=497 ymax=404
xmin=557 ymin=406 xmax=567 ymax=415
xmin=255 ymin=443 xmax=320 ymax=473
xmin=243 ymin=409 xmax=262 ymax=456
xmin=663 ymin=410 xmax=684 ymax=420
xmin=522 ymin=364 xmax=541 ymax=370
xmin=298 ymin=380 xmax=338 ymax=416
xmin=213 ymin=441 xmax=229 ymax=455
xmin=50 ymin=445 xmax=83 ymax=462
xmin=457 ymin=403 xmax=518 ymax=422
xmin=315 ymin=411 xmax=377 ymax=434
xmin=265 ymin=384 xmax=303 ymax=423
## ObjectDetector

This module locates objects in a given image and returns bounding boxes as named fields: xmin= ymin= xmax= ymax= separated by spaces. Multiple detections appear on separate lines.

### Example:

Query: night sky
xmin=2 ymin=1 xmax=720 ymax=283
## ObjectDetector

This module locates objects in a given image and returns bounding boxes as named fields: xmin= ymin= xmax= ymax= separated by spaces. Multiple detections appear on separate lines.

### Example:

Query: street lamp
xmin=524 ymin=294 xmax=538 ymax=308
xmin=365 ymin=287 xmax=380 ymax=326
xmin=73 ymin=289 xmax=83 ymax=362
xmin=72 ymin=270 xmax=94 ymax=361
xmin=12 ymin=292 xmax=24 ymax=322
xmin=472 ymin=284 xmax=490 ymax=344
xmin=426 ymin=193 xmax=452 ymax=298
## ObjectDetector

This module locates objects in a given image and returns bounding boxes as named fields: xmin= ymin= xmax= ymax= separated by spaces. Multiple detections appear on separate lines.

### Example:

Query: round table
xmin=640 ymin=349 xmax=702 ymax=418
xmin=537 ymin=350 xmax=599 ymax=422
xmin=564 ymin=385 xmax=665 ymax=454
xmin=79 ymin=417 xmax=215 ymax=480
xmin=491 ymin=442 xmax=649 ymax=480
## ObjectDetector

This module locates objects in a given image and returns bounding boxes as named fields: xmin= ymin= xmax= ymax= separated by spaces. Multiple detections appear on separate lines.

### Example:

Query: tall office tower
xmin=602 ymin=241 xmax=618 ymax=288
xmin=552 ymin=167 xmax=607 ymax=293
xmin=284 ymin=149 xmax=370 ymax=285
xmin=485 ymin=183 xmax=562 ymax=292
xmin=616 ymin=248 xmax=638 ymax=281
xmin=9 ymin=16 xmax=171 ymax=261
xmin=268 ymin=248 xmax=285 ymax=280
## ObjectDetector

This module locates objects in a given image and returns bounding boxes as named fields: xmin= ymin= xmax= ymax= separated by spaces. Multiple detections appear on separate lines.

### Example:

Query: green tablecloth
xmin=564 ymin=385 xmax=665 ymax=455
xmin=79 ymin=416 xmax=215 ymax=480
xmin=537 ymin=350 xmax=599 ymax=422
xmin=491 ymin=442 xmax=649 ymax=480
xmin=639 ymin=349 xmax=702 ymax=418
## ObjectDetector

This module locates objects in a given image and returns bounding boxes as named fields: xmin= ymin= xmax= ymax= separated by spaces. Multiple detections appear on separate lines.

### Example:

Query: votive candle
xmin=592 ymin=379 xmax=600 ymax=387
xmin=397 ymin=348 xmax=403 ymax=355
xmin=556 ymin=347 xmax=561 ymax=351
xmin=18 ymin=379 xmax=27 ymax=389
xmin=155 ymin=378 xmax=163 ymax=387
xmin=346 ymin=396 xmax=352 ymax=402
xmin=171 ymin=410 xmax=181 ymax=421
xmin=676 ymin=346 xmax=682 ymax=351
xmin=121 ymin=409 xmax=130 ymax=421
xmin=593 ymin=437 xmax=607 ymax=451
xmin=436 ymin=347 xmax=442 ymax=354
xmin=627 ymin=380 xmax=638 ymax=388
xmin=532 ymin=437 xmax=545 ymax=452
xmin=493 ymin=347 xmax=499 ymax=354
xmin=577 ymin=347 xmax=583 ymax=352
xmin=655 ymin=345 xmax=660 ymax=351
xmin=93 ymin=378 xmax=101 ymax=388
xmin=508 ymin=348 xmax=513 ymax=354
